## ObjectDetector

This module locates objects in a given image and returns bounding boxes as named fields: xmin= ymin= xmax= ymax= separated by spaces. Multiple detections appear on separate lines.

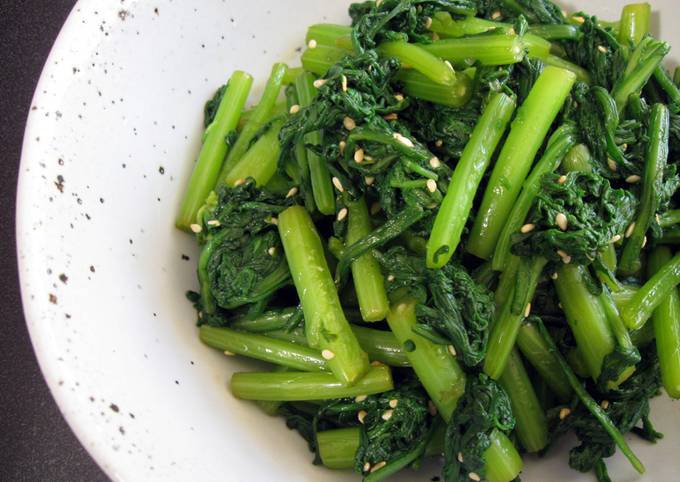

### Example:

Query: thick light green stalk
xmin=494 ymin=255 xmax=520 ymax=308
xmin=648 ymin=247 xmax=680 ymax=398
xmin=386 ymin=299 xmax=465 ymax=421
xmin=223 ymin=120 xmax=283 ymax=187
xmin=176 ymin=71 xmax=252 ymax=231
xmin=230 ymin=308 xmax=297 ymax=332
xmin=498 ymin=349 xmax=548 ymax=453
xmin=427 ymin=92 xmax=516 ymax=268
xmin=535 ymin=320 xmax=645 ymax=475
xmin=542 ymin=54 xmax=592 ymax=84
xmin=218 ymin=63 xmax=287 ymax=183
xmin=484 ymin=257 xmax=547 ymax=379
xmin=301 ymin=44 xmax=347 ymax=76
xmin=619 ymin=104 xmax=670 ymax=275
xmin=230 ymin=365 xmax=393 ymax=401
xmin=419 ymin=35 xmax=527 ymax=66
xmin=395 ymin=69 xmax=473 ymax=107
xmin=554 ymin=264 xmax=615 ymax=380
xmin=653 ymin=67 xmax=680 ymax=110
xmin=622 ymin=251 xmax=680 ymax=330
xmin=347 ymin=198 xmax=389 ymax=321
xmin=618 ymin=3 xmax=651 ymax=46
xmin=378 ymin=41 xmax=456 ymax=85
xmin=317 ymin=428 xmax=361 ymax=469
xmin=295 ymin=72 xmax=336 ymax=215
xmin=278 ymin=206 xmax=369 ymax=385
xmin=516 ymin=321 xmax=572 ymax=402
xmin=306 ymin=23 xmax=352 ymax=49
xmin=492 ymin=124 xmax=578 ymax=271
xmin=237 ymin=100 xmax=286 ymax=131
xmin=199 ymin=325 xmax=327 ymax=372
xmin=468 ymin=66 xmax=576 ymax=259
xmin=282 ymin=67 xmax=304 ymax=85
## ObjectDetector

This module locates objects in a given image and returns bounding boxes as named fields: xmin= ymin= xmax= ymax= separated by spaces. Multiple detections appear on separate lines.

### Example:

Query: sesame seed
xmin=307 ymin=39 xmax=317 ymax=49
xmin=286 ymin=187 xmax=299 ymax=199
xmin=557 ymin=249 xmax=572 ymax=264
xmin=556 ymin=212 xmax=568 ymax=231
xmin=358 ymin=410 xmax=368 ymax=424
xmin=469 ymin=472 xmax=481 ymax=481
xmin=337 ymin=208 xmax=348 ymax=222
xmin=393 ymin=132 xmax=415 ymax=148
xmin=491 ymin=10 xmax=502 ymax=19
xmin=642 ymin=235 xmax=648 ymax=248
xmin=607 ymin=158 xmax=617 ymax=172
xmin=339 ymin=140 xmax=346 ymax=153
xmin=389 ymin=399 xmax=399 ymax=408
xmin=435 ymin=139 xmax=443 ymax=147
xmin=428 ymin=400 xmax=438 ymax=416
xmin=332 ymin=176 xmax=345 ymax=192
xmin=444 ymin=60 xmax=454 ymax=71
xmin=573 ymin=15 xmax=585 ymax=24
xmin=458 ymin=452 xmax=464 ymax=463
xmin=426 ymin=179 xmax=437 ymax=193
xmin=381 ymin=409 xmax=394 ymax=421
xmin=524 ymin=303 xmax=531 ymax=317
xmin=611 ymin=234 xmax=622 ymax=243
xmin=656 ymin=213 xmax=662 ymax=223
xmin=394 ymin=93 xmax=404 ymax=102
xmin=558 ymin=175 xmax=567 ymax=184
xmin=322 ymin=349 xmax=336 ymax=360
xmin=354 ymin=148 xmax=365 ymax=163
xmin=234 ymin=178 xmax=246 ymax=187
xmin=387 ymin=274 xmax=395 ymax=282
xmin=429 ymin=156 xmax=441 ymax=168
xmin=448 ymin=345 xmax=457 ymax=357
xmin=559 ymin=407 xmax=572 ymax=420
xmin=341 ymin=75 xmax=348 ymax=92
xmin=365 ymin=176 xmax=375 ymax=186
xmin=266 ymin=216 xmax=278 ymax=225
xmin=343 ymin=116 xmax=356 ymax=131
xmin=626 ymin=174 xmax=641 ymax=183
xmin=289 ymin=104 xmax=300 ymax=114
xmin=370 ymin=202 xmax=381 ymax=215
xmin=267 ymin=247 xmax=276 ymax=256
xmin=207 ymin=219 xmax=221 ymax=226
xmin=383 ymin=112 xmax=398 ymax=121
xmin=625 ymin=222 xmax=636 ymax=238
xmin=424 ymin=16 xmax=433 ymax=29
xmin=190 ymin=223 xmax=202 ymax=233
xmin=550 ymin=272 xmax=559 ymax=280
xmin=313 ymin=78 xmax=327 ymax=88
xmin=355 ymin=394 xmax=368 ymax=402
xmin=597 ymin=45 xmax=608 ymax=53
xmin=520 ymin=223 xmax=535 ymax=234
xmin=223 ymin=350 xmax=235 ymax=356
xmin=363 ymin=462 xmax=371 ymax=473
xmin=371 ymin=461 xmax=387 ymax=473
xmin=601 ymin=400 xmax=610 ymax=410
xmin=622 ymin=143 xmax=628 ymax=151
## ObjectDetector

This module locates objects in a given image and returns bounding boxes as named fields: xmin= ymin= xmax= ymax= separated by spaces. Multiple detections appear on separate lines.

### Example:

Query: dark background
xmin=0 ymin=1 xmax=107 ymax=480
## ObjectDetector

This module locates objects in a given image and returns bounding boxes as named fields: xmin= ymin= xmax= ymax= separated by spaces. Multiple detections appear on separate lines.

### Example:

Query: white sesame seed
xmin=435 ymin=139 xmax=443 ymax=147
xmin=365 ymin=176 xmax=375 ymax=186
xmin=393 ymin=132 xmax=415 ymax=148
xmin=520 ymin=223 xmax=536 ymax=234
xmin=267 ymin=247 xmax=276 ymax=256
xmin=307 ymin=39 xmax=317 ymax=49
xmin=337 ymin=208 xmax=348 ymax=222
xmin=622 ymin=143 xmax=628 ymax=152
xmin=371 ymin=461 xmax=387 ymax=473
xmin=656 ymin=213 xmax=662 ymax=223
xmin=387 ymin=274 xmax=395 ymax=282
xmin=558 ymin=175 xmax=567 ymax=184
xmin=341 ymin=75 xmax=348 ymax=92
xmin=234 ymin=178 xmax=246 ymax=187
xmin=573 ymin=15 xmax=585 ymax=24
xmin=556 ymin=212 xmax=568 ymax=231
xmin=383 ymin=112 xmax=398 ymax=121
xmin=394 ymin=93 xmax=404 ymax=102
xmin=266 ymin=216 xmax=278 ymax=225
xmin=429 ymin=157 xmax=441 ymax=169
xmin=286 ymin=187 xmax=299 ymax=199
xmin=322 ymin=349 xmax=336 ymax=360
xmin=358 ymin=410 xmax=368 ymax=424
xmin=343 ymin=116 xmax=356 ymax=131
xmin=370 ymin=202 xmax=381 ymax=215
xmin=469 ymin=472 xmax=481 ymax=482
xmin=601 ymin=400 xmax=610 ymax=410
xmin=458 ymin=452 xmax=464 ymax=463
xmin=642 ymin=235 xmax=648 ymax=248
xmin=190 ymin=223 xmax=203 ymax=233
xmin=355 ymin=394 xmax=368 ymax=403
xmin=313 ymin=78 xmax=327 ymax=88
xmin=364 ymin=154 xmax=374 ymax=162
xmin=625 ymin=222 xmax=636 ymax=238
xmin=524 ymin=303 xmax=532 ymax=317
xmin=444 ymin=60 xmax=454 ymax=71
xmin=559 ymin=407 xmax=572 ymax=420
xmin=426 ymin=179 xmax=438 ymax=193
xmin=550 ymin=272 xmax=559 ymax=280
xmin=448 ymin=345 xmax=457 ymax=357
xmin=289 ymin=104 xmax=300 ymax=115
xmin=607 ymin=158 xmax=617 ymax=172
xmin=339 ymin=140 xmax=346 ymax=153
xmin=428 ymin=400 xmax=438 ymax=416
xmin=389 ymin=399 xmax=399 ymax=408
xmin=611 ymin=234 xmax=622 ymax=243
xmin=363 ymin=462 xmax=371 ymax=473
xmin=382 ymin=409 xmax=394 ymax=421
xmin=207 ymin=219 xmax=221 ymax=226
xmin=424 ymin=16 xmax=433 ymax=29
xmin=626 ymin=174 xmax=641 ymax=184
xmin=354 ymin=148 xmax=365 ymax=163
xmin=557 ymin=249 xmax=572 ymax=264
xmin=491 ymin=10 xmax=502 ymax=20
xmin=332 ymin=176 xmax=345 ymax=192
xmin=597 ymin=45 xmax=608 ymax=53
xmin=223 ymin=350 xmax=235 ymax=356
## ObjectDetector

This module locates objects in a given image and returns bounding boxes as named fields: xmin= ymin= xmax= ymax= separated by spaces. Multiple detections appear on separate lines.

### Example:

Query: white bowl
xmin=17 ymin=0 xmax=680 ymax=480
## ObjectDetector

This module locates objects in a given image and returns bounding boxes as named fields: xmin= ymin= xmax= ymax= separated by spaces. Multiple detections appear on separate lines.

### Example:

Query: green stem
xmin=301 ymin=44 xmax=348 ymax=76
xmin=230 ymin=365 xmax=393 ymax=401
xmin=619 ymin=103 xmax=670 ymax=275
xmin=492 ymin=123 xmax=578 ymax=271
xmin=279 ymin=206 xmax=369 ymax=385
xmin=516 ymin=321 xmax=572 ymax=402
xmin=653 ymin=66 xmax=680 ymax=112
xmin=230 ymin=307 xmax=297 ymax=332
xmin=218 ymin=63 xmax=287 ymax=183
xmin=618 ymin=2 xmax=651 ymax=46
xmin=305 ymin=23 xmax=353 ymax=49
xmin=396 ymin=69 xmax=473 ymax=107
xmin=317 ymin=427 xmax=361 ymax=469
xmin=386 ymin=299 xmax=466 ymax=421
xmin=468 ymin=66 xmax=576 ymax=260
xmin=648 ymin=247 xmax=680 ymax=398
xmin=427 ymin=92 xmax=516 ymax=268
xmin=542 ymin=54 xmax=592 ymax=84
xmin=176 ymin=71 xmax=252 ymax=231
xmin=237 ymin=100 xmax=286 ymax=131
xmin=498 ymin=349 xmax=548 ymax=453
xmin=223 ymin=119 xmax=283 ymax=187
xmin=419 ymin=34 xmax=526 ymax=66
xmin=378 ymin=41 xmax=456 ymax=85
xmin=347 ymin=198 xmax=389 ymax=321
xmin=494 ymin=255 xmax=520 ymax=308
xmin=658 ymin=209 xmax=680 ymax=228
xmin=535 ymin=320 xmax=646 ymax=475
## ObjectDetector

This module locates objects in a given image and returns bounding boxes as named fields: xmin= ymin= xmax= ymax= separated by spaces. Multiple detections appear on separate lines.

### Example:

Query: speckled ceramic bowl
xmin=17 ymin=0 xmax=680 ymax=481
